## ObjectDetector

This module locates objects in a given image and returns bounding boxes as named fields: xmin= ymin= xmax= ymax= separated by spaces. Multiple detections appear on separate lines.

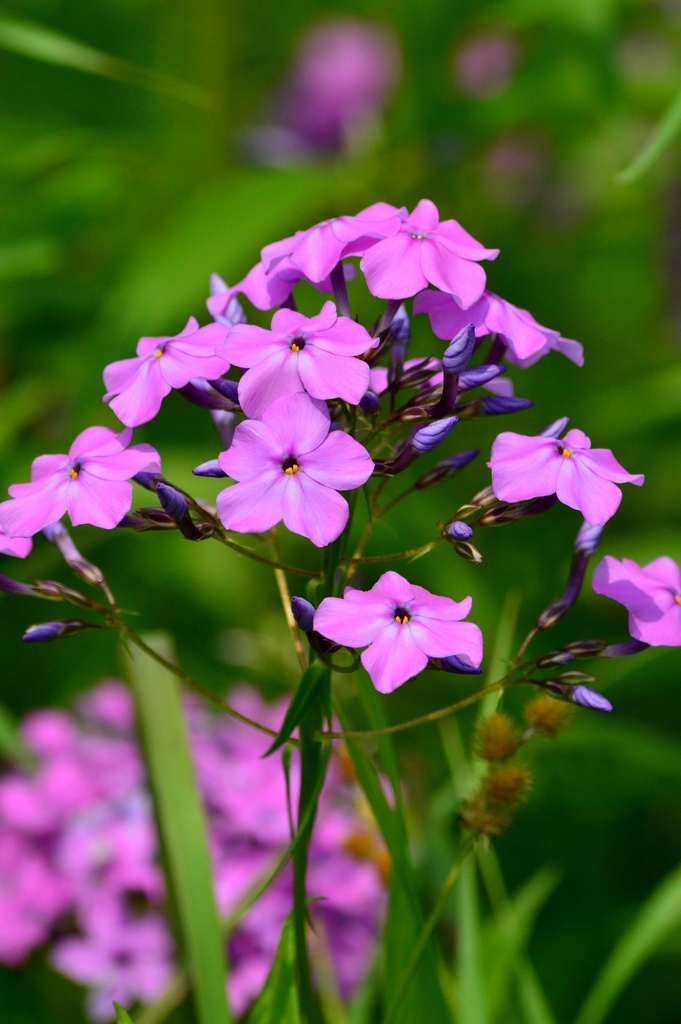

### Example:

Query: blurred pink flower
xmin=454 ymin=34 xmax=519 ymax=98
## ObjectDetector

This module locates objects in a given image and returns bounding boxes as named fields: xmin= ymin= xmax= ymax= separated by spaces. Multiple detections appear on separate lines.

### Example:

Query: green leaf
xmin=0 ymin=700 xmax=35 ymax=769
xmin=122 ymin=633 xmax=232 ymax=1024
xmin=265 ymin=661 xmax=328 ymax=755
xmin=574 ymin=860 xmax=681 ymax=1024
xmin=0 ymin=14 xmax=218 ymax=108
xmin=114 ymin=1003 xmax=135 ymax=1024
xmin=616 ymin=86 xmax=681 ymax=185
xmin=248 ymin=913 xmax=300 ymax=1024
xmin=456 ymin=857 xmax=489 ymax=1024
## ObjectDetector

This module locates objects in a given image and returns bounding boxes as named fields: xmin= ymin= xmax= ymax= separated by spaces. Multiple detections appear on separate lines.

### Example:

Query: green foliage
xmin=248 ymin=915 xmax=300 ymax=1024
xmin=114 ymin=1004 xmax=135 ymax=1024
xmin=266 ymin=661 xmax=329 ymax=754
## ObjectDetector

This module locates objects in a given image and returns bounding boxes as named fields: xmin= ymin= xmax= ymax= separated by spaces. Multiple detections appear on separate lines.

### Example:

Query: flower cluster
xmin=0 ymin=681 xmax=385 ymax=1020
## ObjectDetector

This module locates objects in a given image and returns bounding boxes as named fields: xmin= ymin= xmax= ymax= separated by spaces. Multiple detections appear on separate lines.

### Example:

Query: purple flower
xmin=0 ymin=427 xmax=161 ymax=538
xmin=0 ymin=529 xmax=31 ymax=558
xmin=359 ymin=199 xmax=498 ymax=305
xmin=488 ymin=428 xmax=643 ymax=527
xmin=314 ymin=570 xmax=483 ymax=693
xmin=260 ymin=202 xmax=403 ymax=284
xmin=592 ymin=555 xmax=681 ymax=646
xmin=102 ymin=318 xmax=230 ymax=427
xmin=413 ymin=289 xmax=583 ymax=366
xmin=219 ymin=301 xmax=376 ymax=418
xmin=217 ymin=393 xmax=373 ymax=547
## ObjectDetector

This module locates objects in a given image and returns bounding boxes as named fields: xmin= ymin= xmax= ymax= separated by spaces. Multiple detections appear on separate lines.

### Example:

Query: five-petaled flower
xmin=593 ymin=555 xmax=681 ymax=646
xmin=217 ymin=393 xmax=373 ymax=547
xmin=314 ymin=570 xmax=483 ymax=693
xmin=413 ymin=289 xmax=583 ymax=367
xmin=0 ymin=427 xmax=161 ymax=537
xmin=103 ymin=318 xmax=230 ymax=427
xmin=219 ymin=301 xmax=376 ymax=418
xmin=489 ymin=428 xmax=643 ymax=526
xmin=360 ymin=199 xmax=499 ymax=306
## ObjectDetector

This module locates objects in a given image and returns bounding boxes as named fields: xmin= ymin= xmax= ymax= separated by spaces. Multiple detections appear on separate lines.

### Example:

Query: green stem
xmin=340 ymin=536 xmax=443 ymax=565
xmin=212 ymin=531 xmax=320 ymax=578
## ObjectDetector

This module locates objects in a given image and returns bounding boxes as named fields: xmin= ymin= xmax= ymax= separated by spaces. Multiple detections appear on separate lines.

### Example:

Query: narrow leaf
xmin=248 ymin=914 xmax=300 ymax=1024
xmin=265 ymin=661 xmax=328 ymax=754
xmin=616 ymin=86 xmax=681 ymax=184
xmin=574 ymin=860 xmax=681 ymax=1024
xmin=457 ymin=857 xmax=489 ymax=1024
xmin=123 ymin=634 xmax=232 ymax=1024
xmin=114 ymin=1003 xmax=135 ymax=1024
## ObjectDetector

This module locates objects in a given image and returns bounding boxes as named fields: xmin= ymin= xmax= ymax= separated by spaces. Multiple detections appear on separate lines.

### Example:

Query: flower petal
xmin=219 ymin=324 xmax=285 ymax=368
xmin=642 ymin=556 xmax=681 ymax=592
xmin=555 ymin=458 xmax=622 ymax=526
xmin=413 ymin=289 xmax=488 ymax=340
xmin=297 ymin=348 xmax=370 ymax=405
xmin=489 ymin=433 xmax=560 ymax=502
xmin=314 ymin=596 xmax=391 ymax=647
xmin=361 ymin=623 xmax=428 ymax=693
xmin=435 ymin=219 xmax=499 ymax=260
xmin=218 ymin=420 xmax=284 ymax=481
xmin=593 ymin=555 xmax=681 ymax=646
xmin=262 ymin=392 xmax=330 ymax=456
xmin=67 ymin=476 xmax=133 ymax=529
xmin=360 ymin=234 xmax=428 ymax=300
xmin=410 ymin=587 xmax=472 ymax=621
xmin=299 ymin=431 xmax=374 ymax=490
xmin=69 ymin=426 xmax=130 ymax=460
xmin=108 ymin=360 xmax=171 ymax=428
xmin=308 ymin=316 xmax=374 ymax=356
xmin=282 ymin=473 xmax=348 ymax=547
xmin=217 ymin=472 xmax=287 ymax=534
xmin=290 ymin=227 xmax=343 ymax=282
xmin=237 ymin=349 xmax=304 ymax=419
xmin=357 ymin=570 xmax=415 ymax=607
xmin=405 ymin=199 xmax=440 ymax=233
xmin=409 ymin=617 xmax=483 ymax=662
xmin=83 ymin=443 xmax=161 ymax=481
xmin=0 ymin=480 xmax=67 ymax=537
xmin=29 ymin=454 xmax=70 ymax=481
xmin=577 ymin=447 xmax=644 ymax=486
xmin=420 ymin=239 xmax=487 ymax=309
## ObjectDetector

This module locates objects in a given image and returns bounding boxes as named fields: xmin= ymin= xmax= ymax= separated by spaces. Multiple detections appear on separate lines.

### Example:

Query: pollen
xmin=68 ymin=468 xmax=78 ymax=479
xmin=290 ymin=342 xmax=301 ymax=352
xmin=561 ymin=448 xmax=571 ymax=458
xmin=394 ymin=607 xmax=410 ymax=624
xmin=411 ymin=232 xmax=425 ymax=240
xmin=282 ymin=457 xmax=300 ymax=475
xmin=675 ymin=594 xmax=681 ymax=605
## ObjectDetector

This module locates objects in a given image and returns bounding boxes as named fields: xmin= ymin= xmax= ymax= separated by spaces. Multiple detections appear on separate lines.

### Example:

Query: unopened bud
xmin=574 ymin=520 xmax=603 ymax=556
xmin=571 ymin=685 xmax=612 ymax=713
xmin=470 ymin=484 xmax=497 ymax=508
xmin=439 ymin=654 xmax=482 ymax=674
xmin=0 ymin=573 xmax=34 ymax=596
xmin=454 ymin=541 xmax=483 ymax=563
xmin=411 ymin=416 xmax=458 ymax=454
xmin=556 ymin=671 xmax=596 ymax=684
xmin=563 ymin=639 xmax=608 ymax=657
xmin=359 ymin=391 xmax=380 ymax=415
xmin=539 ymin=416 xmax=569 ymax=438
xmin=207 ymin=378 xmax=240 ymax=404
xmin=481 ymin=395 xmax=533 ymax=415
xmin=208 ymin=275 xmax=247 ymax=327
xmin=398 ymin=406 xmax=431 ymax=424
xmin=452 ymin=504 xmax=480 ymax=521
xmin=193 ymin=459 xmax=227 ymax=478
xmin=133 ymin=472 xmax=162 ymax=491
xmin=156 ymin=482 xmax=189 ymax=521
xmin=600 ymin=639 xmax=650 ymax=658
xmin=414 ymin=448 xmax=479 ymax=490
xmin=442 ymin=325 xmax=476 ymax=374
xmin=388 ymin=304 xmax=410 ymax=385
xmin=178 ymin=378 xmax=237 ymax=410
xmin=536 ymin=650 xmax=576 ymax=667
xmin=211 ymin=410 xmax=237 ymax=450
xmin=291 ymin=596 xmax=315 ymax=633
xmin=459 ymin=364 xmax=505 ymax=391
xmin=41 ymin=522 xmax=104 ymax=587
xmin=23 ymin=619 xmax=90 ymax=643
xmin=448 ymin=521 xmax=473 ymax=541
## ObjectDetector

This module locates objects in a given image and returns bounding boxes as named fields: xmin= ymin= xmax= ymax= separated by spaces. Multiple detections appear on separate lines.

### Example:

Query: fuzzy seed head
xmin=459 ymin=796 xmax=508 ymax=836
xmin=523 ymin=695 xmax=574 ymax=738
xmin=475 ymin=713 xmax=519 ymax=762
xmin=483 ymin=764 xmax=532 ymax=807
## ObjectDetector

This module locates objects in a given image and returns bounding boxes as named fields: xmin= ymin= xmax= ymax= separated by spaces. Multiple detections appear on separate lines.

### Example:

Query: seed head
xmin=475 ymin=713 xmax=518 ymax=762
xmin=483 ymin=763 xmax=532 ymax=807
xmin=523 ymin=695 xmax=574 ymax=738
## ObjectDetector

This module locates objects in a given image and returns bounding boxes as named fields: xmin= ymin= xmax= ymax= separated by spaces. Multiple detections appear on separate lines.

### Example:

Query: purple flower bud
xmin=193 ymin=460 xmax=228 ymax=478
xmin=388 ymin=304 xmax=410 ymax=385
xmin=448 ymin=521 xmax=473 ymax=540
xmin=563 ymin=639 xmax=608 ymax=656
xmin=571 ymin=685 xmax=613 ymax=713
xmin=411 ymin=416 xmax=458 ymax=454
xmin=391 ymin=303 xmax=410 ymax=345
xmin=133 ymin=472 xmax=161 ymax=492
xmin=178 ymin=378 xmax=237 ymax=411
xmin=41 ymin=522 xmax=104 ymax=587
xmin=481 ymin=395 xmax=533 ymax=415
xmin=291 ymin=596 xmax=316 ymax=633
xmin=537 ymin=650 xmax=576 ymax=667
xmin=442 ymin=324 xmax=476 ymax=375
xmin=156 ymin=483 xmax=189 ymax=521
xmin=600 ymin=639 xmax=650 ymax=658
xmin=210 ymin=410 xmax=237 ymax=450
xmin=539 ymin=416 xmax=570 ymax=438
xmin=23 ymin=619 xmax=89 ymax=643
xmin=574 ymin=520 xmax=603 ymax=557
xmin=0 ymin=573 xmax=34 ymax=596
xmin=208 ymin=275 xmax=247 ymax=327
xmin=207 ymin=378 xmax=240 ymax=404
xmin=459 ymin=364 xmax=505 ymax=391
xmin=440 ymin=654 xmax=482 ymax=674
xmin=359 ymin=391 xmax=380 ymax=415
xmin=444 ymin=449 xmax=480 ymax=472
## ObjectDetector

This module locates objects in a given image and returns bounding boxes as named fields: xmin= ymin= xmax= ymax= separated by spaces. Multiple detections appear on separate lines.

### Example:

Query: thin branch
xmin=270 ymin=529 xmax=307 ymax=672
xmin=212 ymin=531 xmax=321 ymax=578
xmin=341 ymin=537 xmax=443 ymax=565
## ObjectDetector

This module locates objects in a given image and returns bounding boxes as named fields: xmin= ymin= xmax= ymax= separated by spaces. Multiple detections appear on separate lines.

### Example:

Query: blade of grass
xmin=248 ymin=913 xmax=300 ymax=1024
xmin=456 ymin=856 xmax=489 ymax=1024
xmin=122 ymin=633 xmax=232 ymax=1024
xmin=616 ymin=86 xmax=681 ymax=184
xmin=574 ymin=860 xmax=681 ymax=1024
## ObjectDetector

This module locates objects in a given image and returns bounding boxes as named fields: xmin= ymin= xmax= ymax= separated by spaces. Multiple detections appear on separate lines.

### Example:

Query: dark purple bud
xmin=440 ymin=654 xmax=482 ymax=674
xmin=211 ymin=410 xmax=237 ymax=450
xmin=448 ymin=521 xmax=473 ymax=541
xmin=411 ymin=416 xmax=458 ymax=454
xmin=481 ymin=395 xmax=533 ymax=415
xmin=291 ymin=596 xmax=315 ymax=633
xmin=563 ymin=639 xmax=608 ymax=656
xmin=574 ymin=520 xmax=603 ymax=556
xmin=193 ymin=459 xmax=227 ymax=478
xmin=442 ymin=325 xmax=476 ymax=375
xmin=178 ymin=378 xmax=237 ymax=411
xmin=374 ymin=299 xmax=403 ymax=338
xmin=156 ymin=482 xmax=189 ymax=521
xmin=453 ymin=540 xmax=483 ymax=563
xmin=446 ymin=449 xmax=480 ymax=471
xmin=537 ymin=651 xmax=576 ymax=667
xmin=388 ymin=304 xmax=411 ymax=386
xmin=23 ymin=619 xmax=90 ymax=643
xmin=571 ymin=685 xmax=613 ymax=713
xmin=41 ymin=522 xmax=104 ymax=587
xmin=459 ymin=364 xmax=505 ymax=391
xmin=414 ymin=448 xmax=480 ymax=489
xmin=556 ymin=670 xmax=596 ymax=683
xmin=390 ymin=303 xmax=410 ymax=344
xmin=207 ymin=378 xmax=240 ymax=404
xmin=477 ymin=494 xmax=557 ymax=527
xmin=600 ymin=639 xmax=650 ymax=658
xmin=359 ymin=391 xmax=380 ymax=415
xmin=0 ymin=573 xmax=34 ymax=596
xmin=539 ymin=416 xmax=569 ymax=439
xmin=133 ymin=472 xmax=162 ymax=491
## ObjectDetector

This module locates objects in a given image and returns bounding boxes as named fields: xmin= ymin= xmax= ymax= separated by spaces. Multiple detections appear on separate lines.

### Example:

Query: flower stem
xmin=270 ymin=529 xmax=307 ymax=672
xmin=213 ymin=531 xmax=321 ymax=578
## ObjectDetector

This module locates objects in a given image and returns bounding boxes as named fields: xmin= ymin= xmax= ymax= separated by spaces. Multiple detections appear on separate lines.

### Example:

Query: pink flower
xmin=206 ymin=258 xmax=357 ymax=316
xmin=0 ymin=427 xmax=161 ymax=537
xmin=0 ymin=528 xmax=31 ymax=558
xmin=102 ymin=318 xmax=229 ymax=427
xmin=217 ymin=392 xmax=373 ymax=547
xmin=359 ymin=199 xmax=498 ymax=305
xmin=260 ymin=202 xmax=403 ymax=284
xmin=592 ymin=555 xmax=681 ymax=646
xmin=488 ymin=428 xmax=643 ymax=527
xmin=314 ymin=570 xmax=483 ymax=693
xmin=413 ymin=288 xmax=583 ymax=366
xmin=219 ymin=300 xmax=376 ymax=418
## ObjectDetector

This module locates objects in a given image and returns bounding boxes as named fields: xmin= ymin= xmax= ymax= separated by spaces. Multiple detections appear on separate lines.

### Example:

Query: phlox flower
xmin=0 ymin=427 xmax=161 ymax=538
xmin=489 ymin=428 xmax=643 ymax=527
xmin=0 ymin=528 xmax=31 ymax=558
xmin=314 ymin=570 xmax=483 ymax=693
xmin=206 ymin=256 xmax=356 ymax=316
xmin=102 ymin=317 xmax=230 ymax=427
xmin=593 ymin=555 xmax=681 ymax=646
xmin=413 ymin=288 xmax=583 ymax=366
xmin=359 ymin=198 xmax=498 ymax=306
xmin=219 ymin=300 xmax=376 ymax=418
xmin=217 ymin=393 xmax=373 ymax=547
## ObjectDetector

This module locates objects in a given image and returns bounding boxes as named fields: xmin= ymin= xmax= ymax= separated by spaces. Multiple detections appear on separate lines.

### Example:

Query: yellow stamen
xmin=68 ymin=468 xmax=78 ymax=479
xmin=394 ymin=613 xmax=410 ymax=624
xmin=412 ymin=233 xmax=425 ymax=240
xmin=675 ymin=594 xmax=681 ymax=605
xmin=561 ymin=448 xmax=571 ymax=458
xmin=154 ymin=348 xmax=163 ymax=358
xmin=284 ymin=464 xmax=299 ymax=475
xmin=290 ymin=343 xmax=301 ymax=352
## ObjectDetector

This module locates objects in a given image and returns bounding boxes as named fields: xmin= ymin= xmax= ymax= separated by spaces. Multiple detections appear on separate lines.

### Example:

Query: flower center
xmin=561 ymin=447 xmax=572 ymax=458
xmin=68 ymin=465 xmax=80 ymax=479
xmin=410 ymin=232 xmax=426 ymax=240
xmin=282 ymin=457 xmax=299 ymax=475
xmin=154 ymin=348 xmax=164 ymax=359
xmin=290 ymin=336 xmax=305 ymax=353
xmin=675 ymin=594 xmax=681 ymax=605
xmin=394 ymin=606 xmax=411 ymax=624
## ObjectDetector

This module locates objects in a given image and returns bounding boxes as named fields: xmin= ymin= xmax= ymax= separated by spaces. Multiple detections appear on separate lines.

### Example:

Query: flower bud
xmin=193 ymin=459 xmax=227 ymax=478
xmin=571 ymin=685 xmax=612 ymax=712
xmin=536 ymin=650 xmax=576 ymax=667
xmin=439 ymin=654 xmax=482 ymax=674
xmin=156 ymin=482 xmax=189 ymax=521
xmin=600 ymin=639 xmax=650 ymax=658
xmin=133 ymin=472 xmax=162 ymax=492
xmin=453 ymin=541 xmax=483 ymax=563
xmin=555 ymin=671 xmax=595 ymax=684
xmin=41 ymin=522 xmax=104 ymax=587
xmin=209 ymin=275 xmax=247 ymax=328
xmin=23 ymin=619 xmax=90 ymax=642
xmin=480 ymin=395 xmax=533 ymax=415
xmin=574 ymin=520 xmax=603 ymax=556
xmin=411 ymin=416 xmax=458 ymax=453
xmin=442 ymin=324 xmax=476 ymax=374
xmin=470 ymin=484 xmax=497 ymax=508
xmin=388 ymin=304 xmax=410 ymax=386
xmin=459 ymin=364 xmax=505 ymax=391
xmin=452 ymin=504 xmax=481 ymax=521
xmin=539 ymin=416 xmax=569 ymax=439
xmin=207 ymin=378 xmax=240 ymax=404
xmin=211 ymin=410 xmax=237 ymax=450
xmin=448 ymin=521 xmax=473 ymax=540
xmin=291 ymin=596 xmax=315 ymax=633
xmin=398 ymin=406 xmax=431 ymax=424
xmin=563 ymin=639 xmax=608 ymax=656
xmin=0 ymin=573 xmax=34 ymax=596
xmin=414 ymin=448 xmax=479 ymax=490
xmin=359 ymin=391 xmax=380 ymax=415
xmin=178 ymin=378 xmax=237 ymax=410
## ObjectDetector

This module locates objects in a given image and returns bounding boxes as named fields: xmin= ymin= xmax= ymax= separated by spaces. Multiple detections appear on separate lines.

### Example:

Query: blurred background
xmin=1 ymin=0 xmax=681 ymax=1021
